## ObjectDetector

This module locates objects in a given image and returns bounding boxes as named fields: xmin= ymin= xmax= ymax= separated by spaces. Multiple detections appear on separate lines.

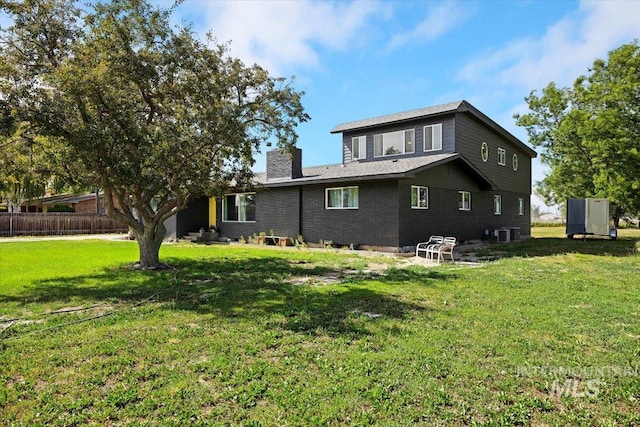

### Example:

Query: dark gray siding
xmin=342 ymin=116 xmax=455 ymax=163
xmin=168 ymin=197 xmax=209 ymax=239
xmin=218 ymin=187 xmax=300 ymax=239
xmin=398 ymin=165 xmax=531 ymax=245
xmin=266 ymin=148 xmax=302 ymax=179
xmin=454 ymin=113 xmax=532 ymax=194
xmin=301 ymin=181 xmax=399 ymax=247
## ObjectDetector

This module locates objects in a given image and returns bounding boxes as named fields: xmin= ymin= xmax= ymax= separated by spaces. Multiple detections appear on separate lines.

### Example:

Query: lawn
xmin=1 ymin=231 xmax=639 ymax=426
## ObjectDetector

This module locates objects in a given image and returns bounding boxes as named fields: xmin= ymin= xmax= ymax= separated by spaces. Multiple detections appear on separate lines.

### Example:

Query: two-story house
xmin=166 ymin=100 xmax=536 ymax=250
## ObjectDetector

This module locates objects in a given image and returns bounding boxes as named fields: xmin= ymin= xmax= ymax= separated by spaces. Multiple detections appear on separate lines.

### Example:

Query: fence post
xmin=9 ymin=212 xmax=13 ymax=237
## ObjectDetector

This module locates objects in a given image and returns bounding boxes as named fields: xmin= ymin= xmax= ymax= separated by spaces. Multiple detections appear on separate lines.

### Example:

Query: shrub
xmin=48 ymin=204 xmax=75 ymax=212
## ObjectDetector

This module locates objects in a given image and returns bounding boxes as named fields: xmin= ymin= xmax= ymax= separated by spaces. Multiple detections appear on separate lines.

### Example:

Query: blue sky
xmin=173 ymin=0 xmax=639 ymax=210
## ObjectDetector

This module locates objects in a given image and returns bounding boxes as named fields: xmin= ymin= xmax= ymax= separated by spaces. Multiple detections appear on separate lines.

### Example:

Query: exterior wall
xmin=75 ymin=198 xmax=100 ymax=213
xmin=342 ymin=116 xmax=455 ymax=163
xmin=300 ymin=180 xmax=400 ymax=247
xmin=398 ymin=165 xmax=531 ymax=246
xmin=218 ymin=186 xmax=300 ymax=239
xmin=173 ymin=197 xmax=210 ymax=238
xmin=454 ymin=113 xmax=532 ymax=194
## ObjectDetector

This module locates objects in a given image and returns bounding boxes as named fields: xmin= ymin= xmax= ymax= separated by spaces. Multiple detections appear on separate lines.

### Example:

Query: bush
xmin=531 ymin=221 xmax=565 ymax=227
xmin=48 ymin=204 xmax=75 ymax=212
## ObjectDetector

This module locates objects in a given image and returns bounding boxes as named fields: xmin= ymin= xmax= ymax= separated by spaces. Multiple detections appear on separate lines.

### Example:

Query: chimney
xmin=266 ymin=148 xmax=302 ymax=180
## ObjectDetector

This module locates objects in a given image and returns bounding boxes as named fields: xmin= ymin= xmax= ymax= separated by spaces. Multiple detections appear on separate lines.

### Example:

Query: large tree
xmin=0 ymin=0 xmax=308 ymax=267
xmin=515 ymin=41 xmax=640 ymax=219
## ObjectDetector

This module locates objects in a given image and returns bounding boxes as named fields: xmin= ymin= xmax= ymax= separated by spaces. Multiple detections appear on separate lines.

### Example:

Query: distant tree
xmin=531 ymin=204 xmax=541 ymax=220
xmin=0 ymin=0 xmax=308 ymax=267
xmin=0 ymin=111 xmax=48 ymax=212
xmin=515 ymin=41 xmax=640 ymax=223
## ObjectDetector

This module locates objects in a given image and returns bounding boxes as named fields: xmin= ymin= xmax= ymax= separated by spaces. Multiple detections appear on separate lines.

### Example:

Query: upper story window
xmin=498 ymin=148 xmax=506 ymax=166
xmin=459 ymin=191 xmax=471 ymax=211
xmin=374 ymin=129 xmax=414 ymax=157
xmin=518 ymin=198 xmax=525 ymax=215
xmin=326 ymin=186 xmax=359 ymax=209
xmin=411 ymin=185 xmax=429 ymax=209
xmin=423 ymin=124 xmax=442 ymax=152
xmin=223 ymin=193 xmax=256 ymax=222
xmin=481 ymin=142 xmax=489 ymax=162
xmin=512 ymin=153 xmax=519 ymax=171
xmin=494 ymin=195 xmax=502 ymax=215
xmin=352 ymin=136 xmax=366 ymax=160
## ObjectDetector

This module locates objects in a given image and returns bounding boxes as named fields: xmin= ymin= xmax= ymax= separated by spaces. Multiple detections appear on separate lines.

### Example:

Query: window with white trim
xmin=411 ymin=186 xmax=429 ymax=209
xmin=374 ymin=129 xmax=414 ymax=157
xmin=494 ymin=195 xmax=502 ymax=215
xmin=512 ymin=153 xmax=518 ymax=171
xmin=351 ymin=136 xmax=366 ymax=160
xmin=459 ymin=191 xmax=471 ymax=211
xmin=222 ymin=193 xmax=256 ymax=222
xmin=498 ymin=148 xmax=506 ymax=166
xmin=481 ymin=142 xmax=488 ymax=162
xmin=423 ymin=124 xmax=442 ymax=151
xmin=518 ymin=198 xmax=525 ymax=215
xmin=326 ymin=186 xmax=359 ymax=209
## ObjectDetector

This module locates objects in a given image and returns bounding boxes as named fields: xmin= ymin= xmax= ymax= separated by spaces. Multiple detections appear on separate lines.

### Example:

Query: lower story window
xmin=223 ymin=193 xmax=256 ymax=222
xmin=518 ymin=198 xmax=525 ymax=215
xmin=411 ymin=185 xmax=429 ymax=209
xmin=494 ymin=195 xmax=502 ymax=215
xmin=326 ymin=186 xmax=358 ymax=209
xmin=459 ymin=191 xmax=471 ymax=211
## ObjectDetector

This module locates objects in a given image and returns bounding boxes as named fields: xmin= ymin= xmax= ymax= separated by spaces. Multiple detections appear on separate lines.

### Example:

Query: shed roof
xmin=255 ymin=153 xmax=496 ymax=190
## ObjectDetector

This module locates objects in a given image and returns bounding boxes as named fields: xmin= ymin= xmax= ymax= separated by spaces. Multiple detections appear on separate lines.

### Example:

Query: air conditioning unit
xmin=495 ymin=228 xmax=510 ymax=242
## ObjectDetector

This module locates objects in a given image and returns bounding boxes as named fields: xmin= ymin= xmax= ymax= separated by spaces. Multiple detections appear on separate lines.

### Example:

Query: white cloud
xmin=183 ymin=0 xmax=387 ymax=75
xmin=385 ymin=1 xmax=472 ymax=51
xmin=458 ymin=0 xmax=640 ymax=90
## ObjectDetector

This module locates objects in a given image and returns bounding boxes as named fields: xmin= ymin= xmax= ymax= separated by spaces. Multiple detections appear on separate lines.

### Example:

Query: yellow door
xmin=208 ymin=198 xmax=216 ymax=228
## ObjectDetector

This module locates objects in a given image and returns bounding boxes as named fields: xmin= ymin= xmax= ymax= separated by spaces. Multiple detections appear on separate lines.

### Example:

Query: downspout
xmin=298 ymin=186 xmax=303 ymax=239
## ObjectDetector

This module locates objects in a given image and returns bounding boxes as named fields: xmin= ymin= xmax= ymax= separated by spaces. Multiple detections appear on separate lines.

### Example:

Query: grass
xmin=1 ymin=230 xmax=640 ymax=426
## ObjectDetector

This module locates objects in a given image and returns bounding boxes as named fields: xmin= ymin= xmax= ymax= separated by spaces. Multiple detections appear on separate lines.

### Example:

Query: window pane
xmin=345 ymin=187 xmax=358 ymax=208
xmin=419 ymin=187 xmax=428 ymax=207
xmin=424 ymin=127 xmax=433 ymax=151
xmin=244 ymin=194 xmax=256 ymax=221
xmin=374 ymin=135 xmax=383 ymax=157
xmin=412 ymin=186 xmax=428 ymax=208
xmin=224 ymin=195 xmax=238 ymax=221
xmin=459 ymin=192 xmax=470 ymax=210
xmin=404 ymin=130 xmax=414 ymax=153
xmin=328 ymin=189 xmax=341 ymax=208
xmin=384 ymin=131 xmax=403 ymax=155
xmin=433 ymin=124 xmax=442 ymax=150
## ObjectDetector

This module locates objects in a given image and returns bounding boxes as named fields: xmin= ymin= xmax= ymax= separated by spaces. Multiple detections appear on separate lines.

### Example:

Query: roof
xmin=331 ymin=100 xmax=537 ymax=158
xmin=255 ymin=153 xmax=496 ymax=190
xmin=331 ymin=101 xmax=464 ymax=133
xmin=28 ymin=192 xmax=101 ymax=206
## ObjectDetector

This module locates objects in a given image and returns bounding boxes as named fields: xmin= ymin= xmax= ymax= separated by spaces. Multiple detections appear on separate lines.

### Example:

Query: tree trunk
xmin=134 ymin=222 xmax=167 ymax=269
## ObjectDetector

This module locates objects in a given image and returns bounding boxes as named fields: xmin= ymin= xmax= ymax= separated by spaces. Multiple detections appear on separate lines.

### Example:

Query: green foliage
xmin=0 ymin=0 xmax=309 ymax=267
xmin=1 ymin=236 xmax=640 ymax=424
xmin=515 ymin=41 xmax=640 ymax=217
xmin=47 ymin=204 xmax=74 ymax=212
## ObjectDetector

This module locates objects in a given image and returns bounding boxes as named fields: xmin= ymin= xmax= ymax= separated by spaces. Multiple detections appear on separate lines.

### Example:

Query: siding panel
xmin=341 ymin=116 xmax=455 ymax=163
xmin=454 ymin=113 xmax=532 ymax=194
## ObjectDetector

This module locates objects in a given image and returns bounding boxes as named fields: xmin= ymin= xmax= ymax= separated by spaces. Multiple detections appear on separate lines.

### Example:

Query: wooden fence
xmin=0 ymin=213 xmax=128 ymax=237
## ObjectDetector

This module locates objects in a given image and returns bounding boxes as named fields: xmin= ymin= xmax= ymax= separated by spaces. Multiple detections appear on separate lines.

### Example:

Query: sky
xmin=170 ymin=0 xmax=639 ymax=210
